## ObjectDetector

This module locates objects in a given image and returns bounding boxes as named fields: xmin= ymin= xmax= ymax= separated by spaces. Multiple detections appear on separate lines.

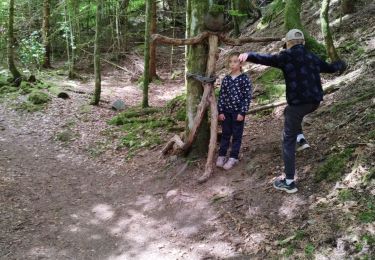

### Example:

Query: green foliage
xmin=28 ymin=90 xmax=50 ymax=105
xmin=338 ymin=40 xmax=366 ymax=58
xmin=109 ymin=106 xmax=177 ymax=157
xmin=358 ymin=201 xmax=375 ymax=223
xmin=128 ymin=0 xmax=146 ymax=13
xmin=304 ymin=244 xmax=315 ymax=257
xmin=109 ymin=107 xmax=160 ymax=125
xmin=19 ymin=31 xmax=45 ymax=70
xmin=284 ymin=0 xmax=327 ymax=59
xmin=166 ymin=94 xmax=186 ymax=122
xmin=330 ymin=92 xmax=375 ymax=114
xmin=258 ymin=0 xmax=285 ymax=29
xmin=315 ymin=148 xmax=353 ymax=182
xmin=228 ymin=9 xmax=246 ymax=18
xmin=255 ymin=68 xmax=285 ymax=104
xmin=208 ymin=4 xmax=225 ymax=16
xmin=56 ymin=130 xmax=75 ymax=143
xmin=338 ymin=189 xmax=355 ymax=201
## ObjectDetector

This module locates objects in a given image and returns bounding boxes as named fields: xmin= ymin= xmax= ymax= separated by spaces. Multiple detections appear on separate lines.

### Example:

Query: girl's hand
xmin=218 ymin=114 xmax=225 ymax=121
xmin=237 ymin=114 xmax=244 ymax=121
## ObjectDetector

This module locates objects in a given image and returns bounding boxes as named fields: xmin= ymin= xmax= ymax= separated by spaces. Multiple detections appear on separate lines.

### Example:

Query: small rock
xmin=57 ymin=92 xmax=70 ymax=99
xmin=111 ymin=99 xmax=126 ymax=111
xmin=166 ymin=189 xmax=178 ymax=198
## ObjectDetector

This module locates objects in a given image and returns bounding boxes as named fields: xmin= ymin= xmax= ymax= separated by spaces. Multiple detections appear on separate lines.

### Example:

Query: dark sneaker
xmin=297 ymin=138 xmax=310 ymax=151
xmin=273 ymin=178 xmax=298 ymax=193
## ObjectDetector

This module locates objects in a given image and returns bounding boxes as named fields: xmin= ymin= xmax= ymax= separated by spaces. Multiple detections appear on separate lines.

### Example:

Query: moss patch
xmin=315 ymin=148 xmax=354 ymax=182
xmin=28 ymin=91 xmax=50 ymax=105
xmin=255 ymin=68 xmax=285 ymax=104
xmin=109 ymin=106 xmax=178 ymax=158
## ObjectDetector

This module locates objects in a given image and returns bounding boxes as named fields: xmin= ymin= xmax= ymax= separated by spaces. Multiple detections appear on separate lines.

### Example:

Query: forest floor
xmin=1 ymin=1 xmax=375 ymax=259
xmin=1 ymin=59 xmax=374 ymax=259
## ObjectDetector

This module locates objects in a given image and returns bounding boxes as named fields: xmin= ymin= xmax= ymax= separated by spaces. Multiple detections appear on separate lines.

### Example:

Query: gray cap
xmin=285 ymin=29 xmax=305 ymax=41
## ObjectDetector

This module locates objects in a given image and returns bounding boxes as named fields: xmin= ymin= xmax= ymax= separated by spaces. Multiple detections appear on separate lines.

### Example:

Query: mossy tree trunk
xmin=91 ymin=0 xmax=102 ymax=106
xmin=42 ymin=0 xmax=52 ymax=68
xmin=149 ymin=0 xmax=158 ymax=80
xmin=284 ymin=0 xmax=326 ymax=59
xmin=231 ymin=0 xmax=249 ymax=36
xmin=7 ymin=0 xmax=22 ymax=82
xmin=320 ymin=0 xmax=339 ymax=61
xmin=185 ymin=0 xmax=210 ymax=157
xmin=142 ymin=0 xmax=152 ymax=108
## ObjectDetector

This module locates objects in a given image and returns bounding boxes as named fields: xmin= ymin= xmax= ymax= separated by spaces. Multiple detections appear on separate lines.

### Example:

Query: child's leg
xmin=283 ymin=104 xmax=319 ymax=181
xmin=229 ymin=114 xmax=245 ymax=159
xmin=219 ymin=113 xmax=233 ymax=157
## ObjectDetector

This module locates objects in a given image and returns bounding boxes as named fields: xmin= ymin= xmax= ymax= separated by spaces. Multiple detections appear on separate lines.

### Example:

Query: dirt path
xmin=0 ymin=95 xmax=319 ymax=259
xmin=0 ymin=102 xmax=237 ymax=259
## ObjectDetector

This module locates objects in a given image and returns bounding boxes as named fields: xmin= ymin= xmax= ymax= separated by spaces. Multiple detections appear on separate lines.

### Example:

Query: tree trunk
xmin=185 ymin=0 xmax=210 ymax=156
xmin=341 ymin=0 xmax=355 ymax=14
xmin=7 ymin=0 xmax=22 ymax=82
xmin=142 ymin=0 xmax=152 ymax=108
xmin=121 ymin=0 xmax=130 ymax=51
xmin=284 ymin=0 xmax=326 ymax=59
xmin=320 ymin=0 xmax=339 ymax=61
xmin=149 ymin=0 xmax=158 ymax=80
xmin=231 ymin=0 xmax=241 ymax=37
xmin=42 ymin=0 xmax=52 ymax=68
xmin=92 ymin=0 xmax=102 ymax=106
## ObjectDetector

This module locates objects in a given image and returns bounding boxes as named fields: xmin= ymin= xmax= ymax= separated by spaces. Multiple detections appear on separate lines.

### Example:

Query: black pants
xmin=283 ymin=103 xmax=319 ymax=179
xmin=219 ymin=112 xmax=245 ymax=159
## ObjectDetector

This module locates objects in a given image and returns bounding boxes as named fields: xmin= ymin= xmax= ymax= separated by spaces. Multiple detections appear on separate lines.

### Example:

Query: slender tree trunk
xmin=42 ymin=0 xmax=52 ymax=68
xmin=68 ymin=4 xmax=75 ymax=79
xmin=149 ymin=0 xmax=158 ymax=80
xmin=142 ymin=0 xmax=152 ymax=108
xmin=7 ymin=0 xmax=22 ymax=82
xmin=169 ymin=0 xmax=176 ymax=72
xmin=92 ymin=0 xmax=102 ymax=106
xmin=320 ymin=0 xmax=339 ymax=61
xmin=341 ymin=0 xmax=355 ymax=14
xmin=231 ymin=0 xmax=241 ymax=37
xmin=284 ymin=0 xmax=326 ymax=59
xmin=120 ymin=0 xmax=129 ymax=51
xmin=185 ymin=0 xmax=210 ymax=156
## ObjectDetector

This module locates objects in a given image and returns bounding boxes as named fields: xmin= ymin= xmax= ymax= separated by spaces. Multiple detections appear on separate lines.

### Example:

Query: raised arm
xmin=239 ymin=52 xmax=286 ymax=68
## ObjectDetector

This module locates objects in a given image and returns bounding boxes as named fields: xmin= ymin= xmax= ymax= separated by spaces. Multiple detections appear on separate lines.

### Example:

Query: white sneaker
xmin=223 ymin=158 xmax=239 ymax=170
xmin=216 ymin=156 xmax=226 ymax=168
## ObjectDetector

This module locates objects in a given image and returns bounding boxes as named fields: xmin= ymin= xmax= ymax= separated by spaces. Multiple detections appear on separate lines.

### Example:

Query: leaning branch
xmin=151 ymin=31 xmax=210 ymax=45
xmin=219 ymin=34 xmax=282 ymax=46
xmin=152 ymin=31 xmax=282 ymax=46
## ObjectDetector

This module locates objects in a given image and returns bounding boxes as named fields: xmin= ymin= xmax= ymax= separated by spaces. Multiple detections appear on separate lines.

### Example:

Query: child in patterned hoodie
xmin=216 ymin=52 xmax=252 ymax=170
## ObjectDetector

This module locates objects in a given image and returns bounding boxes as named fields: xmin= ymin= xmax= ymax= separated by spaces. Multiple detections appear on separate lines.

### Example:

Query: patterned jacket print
xmin=246 ymin=44 xmax=346 ymax=106
xmin=217 ymin=73 xmax=252 ymax=116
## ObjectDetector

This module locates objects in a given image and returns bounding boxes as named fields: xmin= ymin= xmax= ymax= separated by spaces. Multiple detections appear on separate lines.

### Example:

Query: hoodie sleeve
xmin=217 ymin=77 xmax=227 ymax=114
xmin=240 ymin=76 xmax=252 ymax=116
xmin=318 ymin=59 xmax=347 ymax=74
xmin=246 ymin=51 xmax=286 ymax=69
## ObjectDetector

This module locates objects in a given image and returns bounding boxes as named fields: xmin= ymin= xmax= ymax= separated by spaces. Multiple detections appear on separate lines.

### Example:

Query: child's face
xmin=229 ymin=55 xmax=241 ymax=72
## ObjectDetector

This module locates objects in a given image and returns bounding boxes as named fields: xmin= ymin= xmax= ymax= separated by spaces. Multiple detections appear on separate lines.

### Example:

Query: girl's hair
xmin=227 ymin=52 xmax=243 ymax=72
xmin=228 ymin=52 xmax=241 ymax=61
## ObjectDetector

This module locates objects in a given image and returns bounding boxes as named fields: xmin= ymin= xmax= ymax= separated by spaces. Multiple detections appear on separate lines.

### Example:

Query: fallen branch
xmin=246 ymin=80 xmax=349 ymax=114
xmin=152 ymin=31 xmax=210 ymax=45
xmin=219 ymin=34 xmax=282 ymax=46
xmin=152 ymin=31 xmax=282 ymax=46
xmin=79 ymin=48 xmax=136 ymax=75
